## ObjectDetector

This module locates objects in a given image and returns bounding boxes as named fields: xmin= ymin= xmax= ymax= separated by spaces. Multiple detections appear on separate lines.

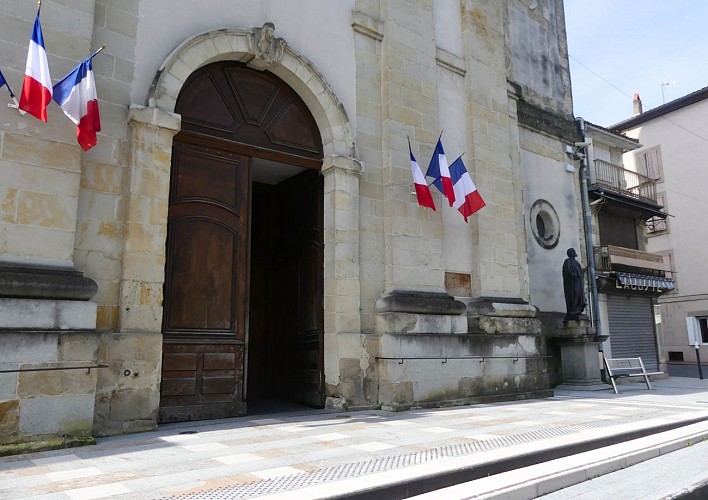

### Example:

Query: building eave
xmin=611 ymin=85 xmax=708 ymax=131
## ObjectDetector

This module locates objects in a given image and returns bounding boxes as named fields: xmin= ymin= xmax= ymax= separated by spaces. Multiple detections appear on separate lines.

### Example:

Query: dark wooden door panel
xmin=165 ymin=219 xmax=237 ymax=332
xmin=273 ymin=170 xmax=324 ymax=407
xmin=160 ymin=141 xmax=250 ymax=422
xmin=160 ymin=343 xmax=245 ymax=422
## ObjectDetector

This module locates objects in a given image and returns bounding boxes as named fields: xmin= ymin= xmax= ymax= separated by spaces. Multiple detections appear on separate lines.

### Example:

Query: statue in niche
xmin=562 ymin=247 xmax=587 ymax=321
xmin=253 ymin=22 xmax=285 ymax=64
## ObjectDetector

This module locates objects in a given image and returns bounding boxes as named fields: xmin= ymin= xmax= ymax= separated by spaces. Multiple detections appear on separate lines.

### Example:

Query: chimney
xmin=633 ymin=93 xmax=643 ymax=115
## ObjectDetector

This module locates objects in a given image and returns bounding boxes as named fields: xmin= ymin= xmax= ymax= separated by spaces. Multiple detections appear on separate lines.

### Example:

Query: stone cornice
xmin=435 ymin=48 xmax=465 ymax=77
xmin=321 ymin=154 xmax=364 ymax=176
xmin=351 ymin=11 xmax=384 ymax=41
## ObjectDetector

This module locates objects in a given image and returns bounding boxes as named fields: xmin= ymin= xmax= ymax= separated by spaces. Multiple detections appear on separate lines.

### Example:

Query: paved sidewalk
xmin=1 ymin=378 xmax=707 ymax=499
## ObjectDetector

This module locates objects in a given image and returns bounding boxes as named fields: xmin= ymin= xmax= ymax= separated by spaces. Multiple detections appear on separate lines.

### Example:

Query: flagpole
xmin=89 ymin=45 xmax=107 ymax=60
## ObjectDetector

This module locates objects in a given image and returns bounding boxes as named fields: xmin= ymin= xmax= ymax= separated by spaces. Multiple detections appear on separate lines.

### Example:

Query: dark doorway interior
xmin=247 ymin=166 xmax=324 ymax=413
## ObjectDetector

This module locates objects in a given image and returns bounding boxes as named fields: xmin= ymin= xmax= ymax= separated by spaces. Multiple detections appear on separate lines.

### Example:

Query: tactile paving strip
xmin=166 ymin=408 xmax=678 ymax=499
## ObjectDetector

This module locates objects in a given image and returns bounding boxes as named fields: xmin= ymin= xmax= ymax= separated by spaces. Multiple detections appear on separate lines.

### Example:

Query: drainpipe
xmin=575 ymin=118 xmax=604 ymax=349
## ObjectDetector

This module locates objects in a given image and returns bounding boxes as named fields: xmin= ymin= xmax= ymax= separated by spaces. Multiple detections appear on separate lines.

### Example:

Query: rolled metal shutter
xmin=606 ymin=295 xmax=659 ymax=372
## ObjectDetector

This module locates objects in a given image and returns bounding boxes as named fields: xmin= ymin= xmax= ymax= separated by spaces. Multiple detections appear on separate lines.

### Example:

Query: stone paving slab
xmin=0 ymin=378 xmax=707 ymax=499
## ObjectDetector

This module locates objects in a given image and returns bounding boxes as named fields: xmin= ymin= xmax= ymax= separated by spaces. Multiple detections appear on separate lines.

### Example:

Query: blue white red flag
xmin=0 ymin=69 xmax=7 ymax=91
xmin=53 ymin=57 xmax=101 ymax=151
xmin=449 ymin=156 xmax=485 ymax=222
xmin=19 ymin=11 xmax=52 ymax=121
xmin=426 ymin=138 xmax=455 ymax=207
xmin=409 ymin=142 xmax=436 ymax=211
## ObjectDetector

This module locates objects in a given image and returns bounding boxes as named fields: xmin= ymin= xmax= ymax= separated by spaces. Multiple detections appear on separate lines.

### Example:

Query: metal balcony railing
xmin=594 ymin=245 xmax=671 ymax=273
xmin=592 ymin=159 xmax=658 ymax=204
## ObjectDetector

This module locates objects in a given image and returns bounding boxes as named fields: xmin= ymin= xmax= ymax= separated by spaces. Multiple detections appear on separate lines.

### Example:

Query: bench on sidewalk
xmin=603 ymin=356 xmax=664 ymax=394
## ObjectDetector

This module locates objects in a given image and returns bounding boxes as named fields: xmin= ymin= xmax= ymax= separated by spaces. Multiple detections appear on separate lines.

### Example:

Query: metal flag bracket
xmin=8 ymin=95 xmax=26 ymax=115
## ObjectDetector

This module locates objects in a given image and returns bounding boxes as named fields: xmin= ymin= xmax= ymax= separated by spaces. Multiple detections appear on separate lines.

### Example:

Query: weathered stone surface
xmin=0 ymin=299 xmax=97 ymax=330
xmin=375 ymin=289 xmax=466 ymax=315
xmin=0 ymin=400 xmax=19 ymax=439
xmin=468 ymin=300 xmax=539 ymax=318
xmin=19 ymin=395 xmax=95 ymax=436
xmin=93 ymin=331 xmax=161 ymax=436
xmin=0 ymin=268 xmax=98 ymax=301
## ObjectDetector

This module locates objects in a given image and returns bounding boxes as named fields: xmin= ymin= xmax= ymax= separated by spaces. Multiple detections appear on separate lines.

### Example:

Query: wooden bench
xmin=603 ymin=357 xmax=664 ymax=394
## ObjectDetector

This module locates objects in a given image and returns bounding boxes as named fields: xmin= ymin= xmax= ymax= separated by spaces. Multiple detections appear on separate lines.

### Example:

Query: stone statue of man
xmin=562 ymin=247 xmax=587 ymax=320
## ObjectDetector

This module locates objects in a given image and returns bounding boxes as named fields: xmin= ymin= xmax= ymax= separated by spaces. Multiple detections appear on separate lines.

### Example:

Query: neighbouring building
xmin=613 ymin=89 xmax=708 ymax=376
xmin=0 ymin=0 xmax=585 ymax=449
xmin=577 ymin=120 xmax=673 ymax=374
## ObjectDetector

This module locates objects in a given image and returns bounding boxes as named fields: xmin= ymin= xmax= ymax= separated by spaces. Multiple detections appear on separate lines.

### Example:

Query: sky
xmin=564 ymin=1 xmax=708 ymax=127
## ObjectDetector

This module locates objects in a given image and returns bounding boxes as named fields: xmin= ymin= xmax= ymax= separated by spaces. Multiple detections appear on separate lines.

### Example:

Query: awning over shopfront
xmin=615 ymin=272 xmax=675 ymax=290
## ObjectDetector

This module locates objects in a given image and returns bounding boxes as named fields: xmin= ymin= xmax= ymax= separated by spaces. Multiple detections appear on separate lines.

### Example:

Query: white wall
xmin=624 ymin=100 xmax=708 ymax=297
xmin=623 ymin=98 xmax=708 ymax=358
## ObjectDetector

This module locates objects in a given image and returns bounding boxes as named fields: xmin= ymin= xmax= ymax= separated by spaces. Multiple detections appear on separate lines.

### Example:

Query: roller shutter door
xmin=606 ymin=295 xmax=659 ymax=372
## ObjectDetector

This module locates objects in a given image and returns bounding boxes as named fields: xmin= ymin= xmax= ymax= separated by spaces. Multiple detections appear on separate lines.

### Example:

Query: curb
xmin=320 ymin=416 xmax=708 ymax=500
xmin=411 ymin=420 xmax=708 ymax=499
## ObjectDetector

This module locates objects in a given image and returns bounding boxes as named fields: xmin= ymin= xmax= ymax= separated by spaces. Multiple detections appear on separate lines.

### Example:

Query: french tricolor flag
xmin=19 ymin=11 xmax=52 ymax=121
xmin=53 ymin=57 xmax=101 ymax=151
xmin=426 ymin=138 xmax=455 ymax=207
xmin=450 ymin=156 xmax=485 ymax=222
xmin=409 ymin=142 xmax=435 ymax=211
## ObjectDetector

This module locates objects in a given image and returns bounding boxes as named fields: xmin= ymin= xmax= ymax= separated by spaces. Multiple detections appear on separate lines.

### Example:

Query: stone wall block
xmin=119 ymin=303 xmax=162 ymax=333
xmin=123 ymin=222 xmax=166 ymax=254
xmin=1 ymin=133 xmax=81 ymax=172
xmin=18 ymin=368 xmax=97 ymax=398
xmin=85 ymin=250 xmax=122 ymax=281
xmin=0 ymin=400 xmax=20 ymax=440
xmin=120 ymin=252 xmax=165 ymax=283
xmin=0 ymin=373 xmax=18 ymax=399
xmin=96 ymin=304 xmax=119 ymax=330
xmin=104 ymin=4 xmax=138 ymax=38
xmin=16 ymin=191 xmax=77 ymax=230
xmin=19 ymin=395 xmax=95 ymax=436
xmin=0 ymin=161 xmax=79 ymax=198
xmin=93 ymin=331 xmax=161 ymax=435
xmin=0 ymin=187 xmax=17 ymax=223
xmin=77 ymin=190 xmax=117 ymax=223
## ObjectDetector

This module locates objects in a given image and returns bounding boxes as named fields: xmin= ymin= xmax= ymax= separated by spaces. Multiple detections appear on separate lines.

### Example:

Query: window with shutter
xmin=701 ymin=318 xmax=708 ymax=343
xmin=637 ymin=147 xmax=662 ymax=181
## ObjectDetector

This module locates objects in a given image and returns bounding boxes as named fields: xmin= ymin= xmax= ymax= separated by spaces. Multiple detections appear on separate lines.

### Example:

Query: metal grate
xmin=165 ymin=409 xmax=676 ymax=499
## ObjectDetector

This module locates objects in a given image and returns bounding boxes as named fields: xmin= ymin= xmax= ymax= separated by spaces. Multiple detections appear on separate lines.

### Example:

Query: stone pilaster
xmin=461 ymin=1 xmax=529 ymax=301
xmin=321 ymin=154 xmax=365 ymax=402
xmin=119 ymin=105 xmax=180 ymax=333
xmin=379 ymin=0 xmax=445 ymax=299
xmin=92 ymin=105 xmax=180 ymax=436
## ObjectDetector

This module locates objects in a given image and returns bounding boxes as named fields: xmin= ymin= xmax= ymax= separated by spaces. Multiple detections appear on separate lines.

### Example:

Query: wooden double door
xmin=158 ymin=62 xmax=324 ymax=423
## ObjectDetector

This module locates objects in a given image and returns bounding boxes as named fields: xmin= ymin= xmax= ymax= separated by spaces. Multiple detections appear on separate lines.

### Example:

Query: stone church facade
xmin=0 ymin=0 xmax=582 ymax=448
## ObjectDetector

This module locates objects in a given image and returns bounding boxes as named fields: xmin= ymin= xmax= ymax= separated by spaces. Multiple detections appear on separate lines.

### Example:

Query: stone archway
xmin=147 ymin=26 xmax=354 ymax=159
xmin=121 ymin=25 xmax=363 ymax=415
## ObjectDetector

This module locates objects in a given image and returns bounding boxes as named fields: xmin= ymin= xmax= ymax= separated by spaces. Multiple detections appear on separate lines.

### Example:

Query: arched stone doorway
xmin=159 ymin=61 xmax=324 ymax=422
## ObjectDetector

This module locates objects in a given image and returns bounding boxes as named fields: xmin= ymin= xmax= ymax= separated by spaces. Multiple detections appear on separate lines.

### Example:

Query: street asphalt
xmin=1 ymin=377 xmax=708 ymax=499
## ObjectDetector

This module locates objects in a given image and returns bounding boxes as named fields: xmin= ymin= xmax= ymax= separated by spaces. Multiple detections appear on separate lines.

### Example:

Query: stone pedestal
xmin=550 ymin=317 xmax=608 ymax=387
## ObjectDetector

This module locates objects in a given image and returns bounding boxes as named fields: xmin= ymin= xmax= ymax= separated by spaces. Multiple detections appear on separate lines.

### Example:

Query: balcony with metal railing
xmin=594 ymin=245 xmax=675 ymax=291
xmin=592 ymin=159 xmax=658 ymax=204
xmin=594 ymin=245 xmax=670 ymax=274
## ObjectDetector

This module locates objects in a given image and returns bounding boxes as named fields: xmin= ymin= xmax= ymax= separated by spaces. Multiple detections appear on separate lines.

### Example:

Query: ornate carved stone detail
xmin=250 ymin=22 xmax=285 ymax=69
